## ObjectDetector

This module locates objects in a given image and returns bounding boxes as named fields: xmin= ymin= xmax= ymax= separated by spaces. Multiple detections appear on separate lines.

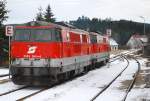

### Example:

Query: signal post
xmin=5 ymin=26 xmax=13 ymax=78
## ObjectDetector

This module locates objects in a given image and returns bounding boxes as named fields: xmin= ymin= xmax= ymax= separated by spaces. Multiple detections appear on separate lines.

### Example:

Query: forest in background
xmin=1 ymin=16 xmax=150 ymax=47
xmin=70 ymin=16 xmax=150 ymax=46
xmin=1 ymin=1 xmax=150 ymax=46
xmin=1 ymin=0 xmax=150 ymax=64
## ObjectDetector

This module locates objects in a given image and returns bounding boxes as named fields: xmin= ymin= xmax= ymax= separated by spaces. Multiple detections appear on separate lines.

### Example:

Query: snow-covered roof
xmin=132 ymin=35 xmax=148 ymax=43
xmin=109 ymin=38 xmax=118 ymax=46
xmin=126 ymin=35 xmax=145 ymax=48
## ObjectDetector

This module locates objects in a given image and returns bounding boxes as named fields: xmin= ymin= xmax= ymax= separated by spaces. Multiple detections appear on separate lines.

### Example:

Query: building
xmin=126 ymin=34 xmax=148 ymax=49
xmin=109 ymin=38 xmax=118 ymax=51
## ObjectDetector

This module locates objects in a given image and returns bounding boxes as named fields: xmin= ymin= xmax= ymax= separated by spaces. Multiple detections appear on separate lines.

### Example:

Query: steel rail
xmin=16 ymin=87 xmax=49 ymax=101
xmin=0 ymin=50 xmax=138 ymax=100
xmin=0 ymin=74 xmax=9 ymax=77
xmin=109 ymin=50 xmax=138 ymax=63
xmin=122 ymin=55 xmax=140 ymax=101
xmin=14 ymin=55 xmax=123 ymax=101
xmin=0 ymin=86 xmax=29 ymax=96
xmin=90 ymin=55 xmax=129 ymax=101
xmin=0 ymin=78 xmax=10 ymax=84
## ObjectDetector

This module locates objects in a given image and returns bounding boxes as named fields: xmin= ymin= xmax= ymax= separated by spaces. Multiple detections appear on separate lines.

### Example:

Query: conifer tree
xmin=44 ymin=5 xmax=55 ymax=23
xmin=0 ymin=0 xmax=8 ymax=26
xmin=36 ymin=7 xmax=44 ymax=21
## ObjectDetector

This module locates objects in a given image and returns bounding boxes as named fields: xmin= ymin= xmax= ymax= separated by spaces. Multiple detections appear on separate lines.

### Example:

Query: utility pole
xmin=139 ymin=16 xmax=146 ymax=35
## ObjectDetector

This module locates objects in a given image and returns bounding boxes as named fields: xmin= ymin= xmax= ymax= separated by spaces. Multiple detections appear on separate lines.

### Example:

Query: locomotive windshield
xmin=13 ymin=29 xmax=62 ymax=42
xmin=14 ymin=29 xmax=30 ymax=41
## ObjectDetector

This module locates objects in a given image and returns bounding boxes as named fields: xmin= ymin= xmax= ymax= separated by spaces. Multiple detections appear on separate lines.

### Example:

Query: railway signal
xmin=5 ymin=26 xmax=14 ymax=36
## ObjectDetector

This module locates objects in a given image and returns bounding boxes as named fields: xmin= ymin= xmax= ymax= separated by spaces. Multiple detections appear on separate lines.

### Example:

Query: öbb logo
xmin=27 ymin=46 xmax=37 ymax=54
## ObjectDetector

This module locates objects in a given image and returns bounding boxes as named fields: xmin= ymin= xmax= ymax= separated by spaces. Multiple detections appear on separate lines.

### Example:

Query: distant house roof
xmin=126 ymin=34 xmax=147 ymax=49
xmin=109 ymin=38 xmax=118 ymax=46
xmin=139 ymin=35 xmax=148 ymax=43
xmin=131 ymin=35 xmax=148 ymax=43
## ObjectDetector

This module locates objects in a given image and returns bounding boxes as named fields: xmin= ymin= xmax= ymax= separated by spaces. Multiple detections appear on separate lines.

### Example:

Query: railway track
xmin=0 ymin=66 xmax=9 ymax=68
xmin=109 ymin=50 xmax=138 ymax=63
xmin=16 ymin=87 xmax=49 ymax=101
xmin=0 ymin=78 xmax=10 ymax=84
xmin=0 ymin=86 xmax=29 ymax=96
xmin=0 ymin=74 xmax=10 ymax=84
xmin=122 ymin=56 xmax=140 ymax=101
xmin=90 ymin=54 xmax=140 ymax=101
xmin=0 ymin=51 xmax=140 ymax=100
xmin=0 ymin=74 xmax=9 ymax=77
xmin=15 ymin=54 xmax=127 ymax=101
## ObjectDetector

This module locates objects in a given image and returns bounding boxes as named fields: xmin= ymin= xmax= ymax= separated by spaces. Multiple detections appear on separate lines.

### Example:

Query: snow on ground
xmin=23 ymin=58 xmax=128 ymax=101
xmin=0 ymin=86 xmax=42 ymax=101
xmin=0 ymin=82 xmax=24 ymax=94
xmin=0 ymin=76 xmax=9 ymax=80
xmin=95 ymin=60 xmax=138 ymax=101
xmin=0 ymin=50 xmax=148 ymax=101
xmin=0 ymin=68 xmax=9 ymax=75
xmin=126 ymin=58 xmax=150 ymax=101
xmin=0 ymin=56 xmax=136 ymax=101
xmin=0 ymin=80 xmax=43 ymax=101
xmin=0 ymin=67 xmax=9 ymax=81
xmin=127 ymin=88 xmax=150 ymax=101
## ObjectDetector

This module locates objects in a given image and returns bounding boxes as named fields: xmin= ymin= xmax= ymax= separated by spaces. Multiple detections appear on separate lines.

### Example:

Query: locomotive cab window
xmin=13 ymin=28 xmax=62 ymax=42
xmin=13 ymin=29 xmax=30 ymax=41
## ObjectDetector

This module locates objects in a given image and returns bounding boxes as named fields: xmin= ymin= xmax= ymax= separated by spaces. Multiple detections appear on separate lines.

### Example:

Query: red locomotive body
xmin=10 ymin=21 xmax=110 ymax=86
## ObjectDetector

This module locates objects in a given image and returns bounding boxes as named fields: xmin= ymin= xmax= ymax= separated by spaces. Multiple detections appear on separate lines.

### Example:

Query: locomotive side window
xmin=90 ymin=34 xmax=97 ymax=43
xmin=13 ymin=29 xmax=30 ymax=41
xmin=31 ymin=29 xmax=52 ymax=41
xmin=31 ymin=29 xmax=62 ymax=42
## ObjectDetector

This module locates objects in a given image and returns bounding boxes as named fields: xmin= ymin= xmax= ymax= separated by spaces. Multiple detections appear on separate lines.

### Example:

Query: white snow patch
xmin=95 ymin=59 xmax=138 ymax=101
xmin=126 ymin=88 xmax=150 ymax=101
xmin=0 ymin=68 xmax=9 ymax=75
xmin=24 ymin=59 xmax=128 ymax=101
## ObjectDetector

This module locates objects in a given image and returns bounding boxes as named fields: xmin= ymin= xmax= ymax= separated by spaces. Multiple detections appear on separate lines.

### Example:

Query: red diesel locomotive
xmin=10 ymin=21 xmax=110 ymax=86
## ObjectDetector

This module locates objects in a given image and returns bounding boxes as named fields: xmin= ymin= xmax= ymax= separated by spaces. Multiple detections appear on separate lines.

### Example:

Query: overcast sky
xmin=5 ymin=0 xmax=150 ymax=24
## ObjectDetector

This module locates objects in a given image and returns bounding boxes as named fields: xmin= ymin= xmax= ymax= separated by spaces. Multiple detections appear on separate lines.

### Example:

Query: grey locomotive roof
xmin=6 ymin=21 xmax=101 ymax=36
xmin=11 ymin=21 xmax=89 ymax=35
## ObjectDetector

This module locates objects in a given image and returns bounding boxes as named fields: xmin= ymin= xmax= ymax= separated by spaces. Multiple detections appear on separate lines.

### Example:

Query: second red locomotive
xmin=10 ymin=21 xmax=110 ymax=86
